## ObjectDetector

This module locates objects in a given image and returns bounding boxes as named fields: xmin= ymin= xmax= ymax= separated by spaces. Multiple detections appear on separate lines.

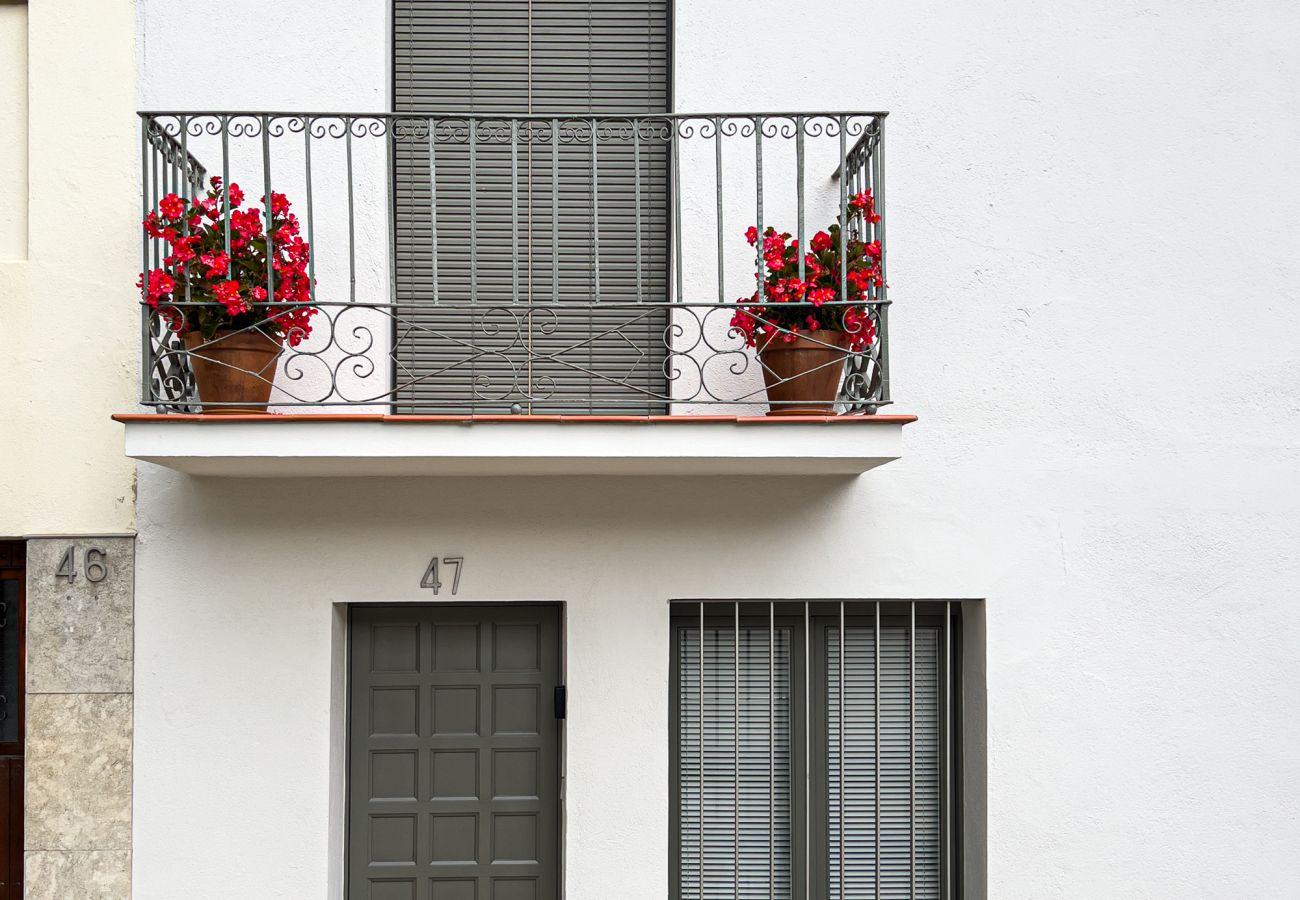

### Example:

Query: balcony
xmin=117 ymin=111 xmax=913 ymax=476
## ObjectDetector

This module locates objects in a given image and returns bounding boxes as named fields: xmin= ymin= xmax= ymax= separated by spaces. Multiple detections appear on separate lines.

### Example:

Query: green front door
xmin=349 ymin=605 xmax=562 ymax=900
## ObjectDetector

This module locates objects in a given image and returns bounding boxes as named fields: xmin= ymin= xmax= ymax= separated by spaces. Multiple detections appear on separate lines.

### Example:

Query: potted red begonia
xmin=138 ymin=177 xmax=317 ymax=413
xmin=731 ymin=190 xmax=883 ymax=415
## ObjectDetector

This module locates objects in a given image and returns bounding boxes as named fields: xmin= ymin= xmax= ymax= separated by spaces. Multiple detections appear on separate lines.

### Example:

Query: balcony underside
xmin=114 ymin=413 xmax=915 ymax=477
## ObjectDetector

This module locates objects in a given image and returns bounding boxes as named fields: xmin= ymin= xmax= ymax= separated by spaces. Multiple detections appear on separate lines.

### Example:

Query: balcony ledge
xmin=113 ymin=413 xmax=915 ymax=477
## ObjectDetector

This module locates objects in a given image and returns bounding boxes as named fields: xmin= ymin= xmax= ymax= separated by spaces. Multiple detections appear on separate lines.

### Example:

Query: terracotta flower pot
xmin=757 ymin=330 xmax=851 ymax=416
xmin=183 ymin=328 xmax=282 ymax=414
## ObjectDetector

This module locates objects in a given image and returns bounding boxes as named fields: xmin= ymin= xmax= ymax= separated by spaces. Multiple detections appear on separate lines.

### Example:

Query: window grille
xmin=671 ymin=601 xmax=960 ymax=900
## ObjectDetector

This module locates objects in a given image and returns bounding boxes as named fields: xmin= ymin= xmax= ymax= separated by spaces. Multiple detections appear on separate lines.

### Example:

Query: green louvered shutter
xmin=392 ymin=0 xmax=670 ymax=413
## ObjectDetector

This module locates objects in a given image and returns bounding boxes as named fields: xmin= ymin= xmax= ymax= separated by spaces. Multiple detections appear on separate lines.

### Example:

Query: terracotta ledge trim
xmin=113 ymin=412 xmax=917 ymax=426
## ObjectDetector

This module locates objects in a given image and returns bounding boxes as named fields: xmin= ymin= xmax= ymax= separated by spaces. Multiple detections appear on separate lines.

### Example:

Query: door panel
xmin=349 ymin=605 xmax=561 ymax=900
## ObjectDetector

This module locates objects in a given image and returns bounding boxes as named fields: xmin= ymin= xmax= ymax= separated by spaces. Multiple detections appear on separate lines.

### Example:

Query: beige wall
xmin=0 ymin=0 xmax=138 ymax=536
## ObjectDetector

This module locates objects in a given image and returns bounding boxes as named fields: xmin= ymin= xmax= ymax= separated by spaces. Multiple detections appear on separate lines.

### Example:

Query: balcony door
xmin=392 ymin=0 xmax=671 ymax=413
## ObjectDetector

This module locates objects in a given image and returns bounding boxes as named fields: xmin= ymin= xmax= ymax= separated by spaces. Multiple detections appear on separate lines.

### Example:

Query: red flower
xmin=228 ymin=183 xmax=245 ymax=207
xmin=810 ymin=231 xmax=832 ymax=253
xmin=159 ymin=193 xmax=186 ymax=219
xmin=212 ymin=279 xmax=247 ymax=316
xmin=266 ymin=192 xmax=290 ymax=216
xmin=199 ymin=251 xmax=230 ymax=278
xmin=745 ymin=226 xmax=759 ymax=246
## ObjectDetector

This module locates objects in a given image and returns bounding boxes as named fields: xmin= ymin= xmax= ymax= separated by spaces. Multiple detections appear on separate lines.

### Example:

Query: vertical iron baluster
xmin=262 ymin=115 xmax=274 ymax=307
xmin=700 ymin=601 xmax=706 ymax=900
xmin=944 ymin=601 xmax=952 ymax=899
xmin=150 ymin=143 xmax=159 ymax=271
xmin=876 ymin=117 xmax=887 ymax=303
xmin=469 ymin=118 xmax=478 ymax=304
xmin=221 ymin=116 xmax=231 ymax=267
xmin=759 ymin=598 xmax=769 ymax=900
xmin=346 ymin=119 xmax=356 ymax=301
xmin=838 ymin=600 xmax=845 ymax=900
xmin=511 ymin=120 xmax=520 ymax=305
xmin=754 ymin=116 xmax=764 ymax=305
xmin=633 ymin=121 xmax=643 ymax=303
xmin=552 ymin=119 xmax=559 ymax=304
xmin=591 ymin=119 xmax=600 ymax=302
xmin=139 ymin=118 xmax=152 ymax=404
xmin=179 ymin=116 xmax=192 ymax=305
xmin=304 ymin=117 xmax=317 ymax=305
xmin=875 ymin=601 xmax=881 ymax=900
xmin=672 ymin=121 xmax=683 ymax=304
xmin=427 ymin=120 xmax=439 ymax=305
xmin=838 ymin=118 xmax=848 ymax=302
xmin=874 ymin=119 xmax=890 ymax=408
xmin=734 ymin=600 xmax=740 ymax=900
xmin=796 ymin=116 xmax=805 ymax=283
xmin=715 ymin=116 xmax=724 ymax=304
xmin=386 ymin=119 xmax=398 ymax=310
xmin=910 ymin=601 xmax=916 ymax=898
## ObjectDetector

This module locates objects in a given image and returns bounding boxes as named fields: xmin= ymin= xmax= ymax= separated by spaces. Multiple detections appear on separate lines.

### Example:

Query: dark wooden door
xmin=0 ymin=542 xmax=24 ymax=900
xmin=349 ymin=604 xmax=562 ymax=900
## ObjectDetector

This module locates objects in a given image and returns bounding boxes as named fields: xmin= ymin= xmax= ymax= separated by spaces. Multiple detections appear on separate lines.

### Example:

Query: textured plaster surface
xmin=132 ymin=1 xmax=1300 ymax=899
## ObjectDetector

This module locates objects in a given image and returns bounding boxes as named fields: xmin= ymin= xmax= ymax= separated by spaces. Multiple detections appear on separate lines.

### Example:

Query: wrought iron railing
xmin=139 ymin=111 xmax=890 ymax=414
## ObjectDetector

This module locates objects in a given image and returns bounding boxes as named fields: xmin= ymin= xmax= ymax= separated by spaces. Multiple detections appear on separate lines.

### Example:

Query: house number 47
xmin=420 ymin=556 xmax=464 ymax=595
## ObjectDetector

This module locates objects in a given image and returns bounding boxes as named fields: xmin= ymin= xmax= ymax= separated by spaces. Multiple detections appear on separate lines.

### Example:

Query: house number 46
xmin=420 ymin=556 xmax=464 ymax=595
xmin=54 ymin=546 xmax=109 ymax=584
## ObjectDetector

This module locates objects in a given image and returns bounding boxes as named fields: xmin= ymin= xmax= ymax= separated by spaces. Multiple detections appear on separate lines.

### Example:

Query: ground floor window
xmin=671 ymin=601 xmax=961 ymax=900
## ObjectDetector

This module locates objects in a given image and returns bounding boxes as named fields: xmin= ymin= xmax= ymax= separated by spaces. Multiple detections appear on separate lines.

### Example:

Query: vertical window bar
xmin=796 ymin=117 xmax=805 ymax=283
xmin=591 ymin=119 xmax=600 ymax=302
xmin=838 ymin=118 xmax=848 ymax=302
xmin=734 ymin=600 xmax=740 ymax=900
xmin=838 ymin=600 xmax=845 ymax=900
xmin=469 ymin=119 xmax=477 ymax=304
xmin=633 ymin=121 xmax=643 ymax=303
xmin=303 ymin=117 xmax=316 ymax=305
xmin=754 ymin=116 xmax=764 ymax=305
xmin=346 ymin=119 xmax=357 ymax=302
xmin=803 ymin=602 xmax=811 ymax=900
xmin=673 ymin=122 xmax=683 ymax=303
xmin=262 ymin=116 xmax=275 ymax=308
xmin=910 ymin=600 xmax=917 ymax=897
xmin=552 ymin=120 xmax=559 ymax=304
xmin=699 ymin=600 xmax=705 ymax=900
xmin=944 ymin=601 xmax=953 ymax=900
xmin=769 ymin=600 xmax=775 ymax=900
xmin=715 ymin=117 xmax=724 ymax=304
xmin=427 ymin=120 xmax=439 ymax=305
xmin=875 ymin=601 xmax=881 ymax=900
xmin=698 ymin=603 xmax=706 ymax=897
xmin=511 ymin=120 xmax=520 ymax=305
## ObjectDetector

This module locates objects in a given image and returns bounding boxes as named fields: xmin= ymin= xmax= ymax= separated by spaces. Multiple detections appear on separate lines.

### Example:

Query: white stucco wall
xmin=133 ymin=1 xmax=1300 ymax=899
